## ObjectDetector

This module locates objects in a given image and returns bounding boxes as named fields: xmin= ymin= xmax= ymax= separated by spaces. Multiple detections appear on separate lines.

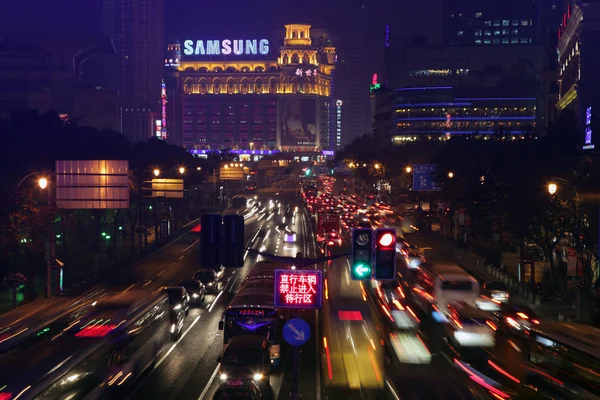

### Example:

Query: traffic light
xmin=200 ymin=214 xmax=223 ymax=268
xmin=222 ymin=215 xmax=245 ymax=267
xmin=305 ymin=168 xmax=311 ymax=176
xmin=375 ymin=228 xmax=396 ymax=280
xmin=351 ymin=228 xmax=373 ymax=280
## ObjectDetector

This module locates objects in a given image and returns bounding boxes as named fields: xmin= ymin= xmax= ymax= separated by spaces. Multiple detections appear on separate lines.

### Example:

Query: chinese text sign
xmin=274 ymin=269 xmax=322 ymax=309
xmin=412 ymin=164 xmax=441 ymax=191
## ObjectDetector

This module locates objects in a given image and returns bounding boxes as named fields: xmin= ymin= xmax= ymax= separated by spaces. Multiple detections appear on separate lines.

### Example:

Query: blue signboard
xmin=412 ymin=164 xmax=441 ymax=191
xmin=283 ymin=318 xmax=311 ymax=346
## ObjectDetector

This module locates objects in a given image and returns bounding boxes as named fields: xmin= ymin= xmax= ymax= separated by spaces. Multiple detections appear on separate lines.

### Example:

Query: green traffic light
xmin=353 ymin=263 xmax=371 ymax=278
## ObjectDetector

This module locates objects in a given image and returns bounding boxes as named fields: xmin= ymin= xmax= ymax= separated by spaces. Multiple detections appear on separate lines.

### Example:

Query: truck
xmin=316 ymin=212 xmax=342 ymax=245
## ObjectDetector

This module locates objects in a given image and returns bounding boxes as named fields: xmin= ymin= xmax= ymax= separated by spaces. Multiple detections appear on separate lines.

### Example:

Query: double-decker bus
xmin=218 ymin=262 xmax=285 ymax=367
xmin=0 ymin=290 xmax=172 ymax=400
xmin=525 ymin=321 xmax=600 ymax=398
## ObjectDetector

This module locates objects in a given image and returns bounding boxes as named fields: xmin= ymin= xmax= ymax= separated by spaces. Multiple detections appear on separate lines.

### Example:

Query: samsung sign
xmin=183 ymin=39 xmax=269 ymax=56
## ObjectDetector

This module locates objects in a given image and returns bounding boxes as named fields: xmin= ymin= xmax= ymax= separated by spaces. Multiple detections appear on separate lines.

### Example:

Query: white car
xmin=284 ymin=231 xmax=297 ymax=243
xmin=446 ymin=302 xmax=497 ymax=348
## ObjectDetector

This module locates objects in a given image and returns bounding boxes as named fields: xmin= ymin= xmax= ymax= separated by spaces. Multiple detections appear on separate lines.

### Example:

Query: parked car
xmin=177 ymin=278 xmax=205 ymax=305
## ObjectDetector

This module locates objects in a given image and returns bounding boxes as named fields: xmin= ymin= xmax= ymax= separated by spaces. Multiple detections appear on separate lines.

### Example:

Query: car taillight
xmin=532 ymin=319 xmax=540 ymax=325
xmin=486 ymin=320 xmax=497 ymax=331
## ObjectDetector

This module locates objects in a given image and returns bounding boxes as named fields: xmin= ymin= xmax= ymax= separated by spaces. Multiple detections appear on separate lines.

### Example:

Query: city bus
xmin=0 ymin=290 xmax=172 ymax=400
xmin=219 ymin=263 xmax=285 ymax=367
xmin=524 ymin=321 xmax=600 ymax=398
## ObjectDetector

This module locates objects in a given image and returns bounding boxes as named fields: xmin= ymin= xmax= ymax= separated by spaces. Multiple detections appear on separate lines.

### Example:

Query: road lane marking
xmin=142 ymin=280 xmax=152 ymax=288
xmin=178 ymin=255 xmax=185 ymax=260
xmin=155 ymin=315 xmax=201 ymax=369
xmin=197 ymin=364 xmax=220 ymax=400
xmin=157 ymin=270 xmax=165 ymax=276
xmin=183 ymin=239 xmax=199 ymax=252
xmin=169 ymin=262 xmax=176 ymax=267
xmin=228 ymin=277 xmax=239 ymax=293
xmin=386 ymin=379 xmax=401 ymax=400
xmin=208 ymin=291 xmax=225 ymax=312
xmin=508 ymin=340 xmax=522 ymax=352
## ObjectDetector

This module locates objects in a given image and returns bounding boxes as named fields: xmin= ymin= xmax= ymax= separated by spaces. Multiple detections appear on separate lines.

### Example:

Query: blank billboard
xmin=55 ymin=160 xmax=129 ymax=209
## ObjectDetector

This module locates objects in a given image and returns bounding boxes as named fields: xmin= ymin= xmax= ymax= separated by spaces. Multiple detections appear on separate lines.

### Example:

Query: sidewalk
xmin=416 ymin=229 xmax=578 ymax=322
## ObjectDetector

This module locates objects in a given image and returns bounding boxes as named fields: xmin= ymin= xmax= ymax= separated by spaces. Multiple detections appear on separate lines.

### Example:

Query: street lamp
xmin=179 ymin=167 xmax=185 ymax=174
xmin=374 ymin=163 xmax=380 ymax=170
xmin=548 ymin=183 xmax=557 ymax=195
xmin=405 ymin=166 xmax=412 ymax=173
xmin=38 ymin=177 xmax=48 ymax=189
xmin=448 ymin=172 xmax=454 ymax=178
xmin=153 ymin=169 xmax=160 ymax=177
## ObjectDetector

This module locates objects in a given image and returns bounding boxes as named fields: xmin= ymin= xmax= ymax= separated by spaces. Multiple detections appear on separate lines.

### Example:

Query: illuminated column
xmin=161 ymin=80 xmax=167 ymax=139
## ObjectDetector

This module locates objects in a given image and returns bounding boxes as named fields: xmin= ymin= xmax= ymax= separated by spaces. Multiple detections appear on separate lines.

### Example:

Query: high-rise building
xmin=443 ymin=0 xmax=540 ymax=46
xmin=103 ymin=0 xmax=165 ymax=143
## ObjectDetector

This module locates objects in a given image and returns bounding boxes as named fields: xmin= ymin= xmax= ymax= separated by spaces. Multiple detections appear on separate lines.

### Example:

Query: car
xmin=496 ymin=303 xmax=539 ymax=336
xmin=194 ymin=269 xmax=219 ymax=293
xmin=177 ymin=278 xmax=206 ymax=305
xmin=163 ymin=286 xmax=190 ymax=316
xmin=169 ymin=307 xmax=185 ymax=341
xmin=405 ymin=251 xmax=425 ymax=269
xmin=445 ymin=301 xmax=498 ymax=348
xmin=212 ymin=381 xmax=263 ymax=399
xmin=481 ymin=281 xmax=510 ymax=302
xmin=218 ymin=335 xmax=271 ymax=390
xmin=284 ymin=231 xmax=297 ymax=243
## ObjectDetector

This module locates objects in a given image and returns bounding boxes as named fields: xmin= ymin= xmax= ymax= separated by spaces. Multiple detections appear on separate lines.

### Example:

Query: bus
xmin=525 ymin=321 xmax=600 ymax=398
xmin=219 ymin=263 xmax=285 ymax=367
xmin=0 ymin=290 xmax=172 ymax=400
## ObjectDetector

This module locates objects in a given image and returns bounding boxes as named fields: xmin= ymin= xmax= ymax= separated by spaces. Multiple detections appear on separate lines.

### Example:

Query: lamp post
xmin=18 ymin=172 xmax=54 ymax=298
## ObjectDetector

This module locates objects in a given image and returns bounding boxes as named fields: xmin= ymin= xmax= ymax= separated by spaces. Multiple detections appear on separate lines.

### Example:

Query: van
xmin=412 ymin=264 xmax=480 ymax=322
xmin=218 ymin=335 xmax=271 ymax=388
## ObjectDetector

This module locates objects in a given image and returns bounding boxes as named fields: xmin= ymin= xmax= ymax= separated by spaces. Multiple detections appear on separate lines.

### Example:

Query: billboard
xmin=145 ymin=179 xmax=184 ymax=198
xmin=279 ymin=97 xmax=317 ymax=147
xmin=55 ymin=160 xmax=129 ymax=209
xmin=412 ymin=164 xmax=441 ymax=191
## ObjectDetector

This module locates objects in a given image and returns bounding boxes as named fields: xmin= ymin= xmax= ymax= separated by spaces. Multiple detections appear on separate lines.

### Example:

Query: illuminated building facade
xmin=555 ymin=1 xmax=600 ymax=150
xmin=165 ymin=24 xmax=337 ymax=155
xmin=392 ymin=87 xmax=536 ymax=141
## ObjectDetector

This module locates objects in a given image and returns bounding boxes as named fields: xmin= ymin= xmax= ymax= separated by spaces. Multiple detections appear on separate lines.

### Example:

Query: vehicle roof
xmin=178 ymin=278 xmax=201 ymax=285
xmin=225 ymin=334 xmax=267 ymax=349
xmin=450 ymin=302 xmax=490 ymax=319
xmin=426 ymin=264 xmax=471 ymax=276
xmin=534 ymin=320 xmax=600 ymax=356
xmin=228 ymin=292 xmax=274 ymax=309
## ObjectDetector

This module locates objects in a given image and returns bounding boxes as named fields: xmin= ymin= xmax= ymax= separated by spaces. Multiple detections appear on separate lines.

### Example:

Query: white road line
xmin=155 ymin=315 xmax=201 ymax=369
xmin=386 ymin=379 xmax=401 ymax=400
xmin=508 ymin=339 xmax=522 ymax=352
xmin=169 ymin=262 xmax=176 ymax=267
xmin=197 ymin=364 xmax=220 ymax=400
xmin=183 ymin=239 xmax=199 ymax=252
xmin=228 ymin=277 xmax=239 ymax=293
xmin=157 ymin=270 xmax=165 ymax=276
xmin=142 ymin=280 xmax=152 ymax=288
xmin=208 ymin=291 xmax=225 ymax=312
xmin=178 ymin=255 xmax=185 ymax=260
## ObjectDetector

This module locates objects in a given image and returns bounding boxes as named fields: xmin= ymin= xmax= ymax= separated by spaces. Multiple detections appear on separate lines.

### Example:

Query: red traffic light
xmin=378 ymin=232 xmax=395 ymax=247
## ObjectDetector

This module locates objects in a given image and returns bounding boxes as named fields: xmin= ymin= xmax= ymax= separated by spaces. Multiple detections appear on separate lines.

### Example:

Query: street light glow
xmin=548 ymin=183 xmax=557 ymax=195
xmin=179 ymin=167 xmax=185 ymax=174
xmin=405 ymin=166 xmax=412 ymax=173
xmin=38 ymin=177 xmax=48 ymax=189
xmin=448 ymin=172 xmax=454 ymax=178
xmin=153 ymin=169 xmax=160 ymax=177
xmin=374 ymin=163 xmax=380 ymax=169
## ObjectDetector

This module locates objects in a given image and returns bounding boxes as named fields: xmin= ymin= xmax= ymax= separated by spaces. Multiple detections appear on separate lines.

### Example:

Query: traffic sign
xmin=274 ymin=269 xmax=323 ymax=309
xmin=283 ymin=318 xmax=311 ymax=346
xmin=412 ymin=164 xmax=441 ymax=191
xmin=351 ymin=228 xmax=373 ymax=280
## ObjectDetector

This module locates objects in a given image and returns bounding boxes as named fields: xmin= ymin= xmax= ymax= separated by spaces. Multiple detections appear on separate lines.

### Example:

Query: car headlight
xmin=192 ymin=293 xmax=199 ymax=298
xmin=208 ymin=282 xmax=214 ymax=286
xmin=170 ymin=324 xmax=176 ymax=333
xmin=173 ymin=304 xmax=182 ymax=310
xmin=253 ymin=373 xmax=263 ymax=381
xmin=220 ymin=373 xmax=227 ymax=381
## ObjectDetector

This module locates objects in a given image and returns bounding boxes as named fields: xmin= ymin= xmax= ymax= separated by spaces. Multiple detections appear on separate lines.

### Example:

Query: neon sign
xmin=160 ymin=80 xmax=167 ymax=139
xmin=336 ymin=99 xmax=342 ymax=148
xmin=370 ymin=74 xmax=381 ymax=92
xmin=155 ymin=119 xmax=162 ymax=137
xmin=183 ymin=39 xmax=269 ymax=56
xmin=274 ymin=269 xmax=322 ymax=309
xmin=384 ymin=24 xmax=390 ymax=48
xmin=295 ymin=68 xmax=318 ymax=77
xmin=584 ymin=107 xmax=594 ymax=149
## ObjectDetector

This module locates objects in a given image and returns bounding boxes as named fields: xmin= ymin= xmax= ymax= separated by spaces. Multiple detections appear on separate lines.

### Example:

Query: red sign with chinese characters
xmin=274 ymin=269 xmax=323 ymax=309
